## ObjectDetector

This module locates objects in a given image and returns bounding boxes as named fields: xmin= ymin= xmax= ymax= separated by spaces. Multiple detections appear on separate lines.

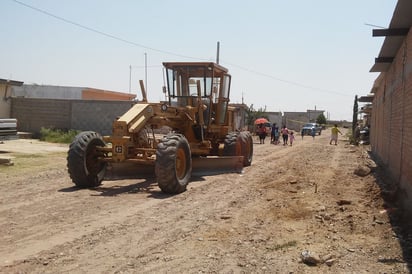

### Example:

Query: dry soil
xmin=0 ymin=131 xmax=411 ymax=273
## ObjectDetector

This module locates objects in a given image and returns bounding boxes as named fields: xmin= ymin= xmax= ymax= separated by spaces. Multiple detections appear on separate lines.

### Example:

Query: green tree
xmin=245 ymin=104 xmax=267 ymax=130
xmin=316 ymin=113 xmax=327 ymax=125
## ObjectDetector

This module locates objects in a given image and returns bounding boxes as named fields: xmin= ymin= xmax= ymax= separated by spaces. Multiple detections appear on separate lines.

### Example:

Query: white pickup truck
xmin=0 ymin=118 xmax=18 ymax=141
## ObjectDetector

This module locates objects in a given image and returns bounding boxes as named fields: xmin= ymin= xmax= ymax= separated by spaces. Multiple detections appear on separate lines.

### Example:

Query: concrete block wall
xmin=266 ymin=112 xmax=282 ymax=128
xmin=11 ymin=98 xmax=134 ymax=136
xmin=11 ymin=98 xmax=71 ymax=133
xmin=370 ymin=29 xmax=412 ymax=208
xmin=71 ymin=100 xmax=134 ymax=135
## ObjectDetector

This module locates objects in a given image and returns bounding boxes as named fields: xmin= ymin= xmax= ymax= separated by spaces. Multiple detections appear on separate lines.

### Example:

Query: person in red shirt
xmin=258 ymin=123 xmax=267 ymax=144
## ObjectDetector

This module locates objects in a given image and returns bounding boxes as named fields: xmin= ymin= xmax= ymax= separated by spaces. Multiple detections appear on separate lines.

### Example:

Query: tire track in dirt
xmin=1 ymin=133 xmax=407 ymax=273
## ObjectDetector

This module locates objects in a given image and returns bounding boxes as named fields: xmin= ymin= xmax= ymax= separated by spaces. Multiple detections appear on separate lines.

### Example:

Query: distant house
xmin=229 ymin=103 xmax=249 ymax=131
xmin=266 ymin=111 xmax=283 ymax=128
xmin=283 ymin=109 xmax=325 ymax=132
xmin=0 ymin=78 xmax=24 ymax=118
xmin=11 ymin=84 xmax=136 ymax=101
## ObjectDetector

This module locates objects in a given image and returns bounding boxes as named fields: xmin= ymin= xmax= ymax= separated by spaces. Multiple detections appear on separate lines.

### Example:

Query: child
xmin=271 ymin=123 xmax=279 ymax=145
xmin=289 ymin=131 xmax=295 ymax=146
xmin=330 ymin=124 xmax=342 ymax=145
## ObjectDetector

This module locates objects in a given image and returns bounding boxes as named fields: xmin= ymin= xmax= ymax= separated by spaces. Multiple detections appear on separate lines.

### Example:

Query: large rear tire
xmin=155 ymin=133 xmax=192 ymax=194
xmin=67 ymin=131 xmax=107 ymax=188
xmin=239 ymin=131 xmax=253 ymax=166
xmin=223 ymin=132 xmax=241 ymax=157
xmin=224 ymin=132 xmax=253 ymax=167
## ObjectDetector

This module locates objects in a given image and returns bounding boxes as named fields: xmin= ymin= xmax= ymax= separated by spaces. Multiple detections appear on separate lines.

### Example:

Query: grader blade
xmin=192 ymin=156 xmax=244 ymax=176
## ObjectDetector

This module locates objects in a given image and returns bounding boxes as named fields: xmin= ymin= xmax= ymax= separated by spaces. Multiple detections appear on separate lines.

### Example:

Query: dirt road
xmin=0 ymin=132 xmax=410 ymax=273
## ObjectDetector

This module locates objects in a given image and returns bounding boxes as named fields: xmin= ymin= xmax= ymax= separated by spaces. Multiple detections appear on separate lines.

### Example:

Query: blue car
xmin=301 ymin=123 xmax=322 ymax=136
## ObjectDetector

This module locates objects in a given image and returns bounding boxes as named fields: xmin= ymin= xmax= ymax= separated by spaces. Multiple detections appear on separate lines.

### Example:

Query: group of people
xmin=257 ymin=123 xmax=295 ymax=146
xmin=257 ymin=122 xmax=343 ymax=146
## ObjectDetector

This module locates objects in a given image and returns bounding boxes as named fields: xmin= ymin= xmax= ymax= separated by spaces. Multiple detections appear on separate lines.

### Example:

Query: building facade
xmin=368 ymin=0 xmax=412 ymax=209
xmin=0 ymin=79 xmax=23 ymax=118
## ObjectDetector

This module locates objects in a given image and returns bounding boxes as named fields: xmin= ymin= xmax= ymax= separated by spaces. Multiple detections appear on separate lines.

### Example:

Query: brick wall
xmin=11 ymin=98 xmax=134 ymax=136
xmin=11 ymin=98 xmax=71 ymax=133
xmin=371 ymin=29 xmax=412 ymax=208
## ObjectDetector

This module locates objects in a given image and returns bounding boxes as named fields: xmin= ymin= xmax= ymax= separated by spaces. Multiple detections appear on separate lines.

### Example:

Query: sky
xmin=1 ymin=0 xmax=398 ymax=121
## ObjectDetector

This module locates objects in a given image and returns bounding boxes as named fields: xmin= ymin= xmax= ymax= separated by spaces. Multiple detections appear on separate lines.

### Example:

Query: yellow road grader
xmin=67 ymin=62 xmax=253 ymax=194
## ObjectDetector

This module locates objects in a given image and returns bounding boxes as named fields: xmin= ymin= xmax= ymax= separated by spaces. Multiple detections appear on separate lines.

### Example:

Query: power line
xmin=11 ymin=0 xmax=205 ymax=61
xmin=364 ymin=23 xmax=385 ymax=29
xmin=221 ymin=60 xmax=351 ymax=97
xmin=11 ymin=0 xmax=353 ymax=97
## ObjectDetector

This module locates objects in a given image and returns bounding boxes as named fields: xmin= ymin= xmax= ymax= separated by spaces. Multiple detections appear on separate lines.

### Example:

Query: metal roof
xmin=358 ymin=94 xmax=374 ymax=103
xmin=370 ymin=0 xmax=412 ymax=72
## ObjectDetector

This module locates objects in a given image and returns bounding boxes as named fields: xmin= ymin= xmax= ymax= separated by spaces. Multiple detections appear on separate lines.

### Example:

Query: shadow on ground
xmin=370 ymin=152 xmax=412 ymax=271
xmin=59 ymin=161 xmax=241 ymax=198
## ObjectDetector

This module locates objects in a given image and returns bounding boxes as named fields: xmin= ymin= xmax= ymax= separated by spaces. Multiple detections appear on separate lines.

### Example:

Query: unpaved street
xmin=0 ymin=132 xmax=410 ymax=273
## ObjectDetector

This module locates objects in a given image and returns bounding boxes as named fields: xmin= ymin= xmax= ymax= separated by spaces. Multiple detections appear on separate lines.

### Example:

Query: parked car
xmin=0 ymin=118 xmax=18 ymax=141
xmin=301 ymin=123 xmax=322 ymax=136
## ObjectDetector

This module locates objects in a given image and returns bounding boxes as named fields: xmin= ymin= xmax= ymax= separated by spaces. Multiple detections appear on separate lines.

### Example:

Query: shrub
xmin=39 ymin=127 xmax=80 ymax=144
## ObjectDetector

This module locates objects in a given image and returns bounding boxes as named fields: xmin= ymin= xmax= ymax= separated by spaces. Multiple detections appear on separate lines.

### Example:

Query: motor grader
xmin=67 ymin=62 xmax=253 ymax=194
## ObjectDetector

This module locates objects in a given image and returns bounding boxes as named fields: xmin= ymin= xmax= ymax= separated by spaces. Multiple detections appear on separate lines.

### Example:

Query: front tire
xmin=67 ymin=131 xmax=107 ymax=188
xmin=155 ymin=133 xmax=192 ymax=194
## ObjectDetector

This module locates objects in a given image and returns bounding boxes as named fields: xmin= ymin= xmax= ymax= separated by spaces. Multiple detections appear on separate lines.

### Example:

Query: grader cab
xmin=67 ymin=62 xmax=253 ymax=194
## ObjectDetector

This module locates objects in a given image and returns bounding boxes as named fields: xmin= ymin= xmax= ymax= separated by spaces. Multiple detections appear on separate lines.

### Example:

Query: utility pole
xmin=216 ymin=41 xmax=220 ymax=64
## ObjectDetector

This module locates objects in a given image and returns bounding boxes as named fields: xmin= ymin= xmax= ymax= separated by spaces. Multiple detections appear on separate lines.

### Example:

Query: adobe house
xmin=368 ymin=0 xmax=412 ymax=210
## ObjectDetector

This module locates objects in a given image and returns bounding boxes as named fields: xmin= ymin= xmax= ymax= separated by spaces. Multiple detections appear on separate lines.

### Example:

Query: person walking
xmin=271 ymin=123 xmax=279 ymax=144
xmin=274 ymin=124 xmax=280 ymax=145
xmin=311 ymin=127 xmax=316 ymax=140
xmin=330 ymin=124 xmax=342 ymax=145
xmin=258 ymin=123 xmax=267 ymax=144
xmin=281 ymin=125 xmax=289 ymax=145
xmin=289 ymin=131 xmax=295 ymax=146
